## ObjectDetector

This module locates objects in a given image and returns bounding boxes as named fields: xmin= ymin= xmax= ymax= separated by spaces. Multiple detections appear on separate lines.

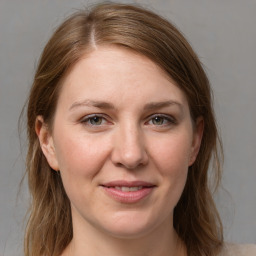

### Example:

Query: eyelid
xmin=80 ymin=114 xmax=111 ymax=126
xmin=146 ymin=114 xmax=177 ymax=125
xmin=79 ymin=113 xmax=177 ymax=127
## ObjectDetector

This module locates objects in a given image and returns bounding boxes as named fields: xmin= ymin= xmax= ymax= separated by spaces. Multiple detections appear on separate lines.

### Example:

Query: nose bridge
xmin=112 ymin=119 xmax=148 ymax=169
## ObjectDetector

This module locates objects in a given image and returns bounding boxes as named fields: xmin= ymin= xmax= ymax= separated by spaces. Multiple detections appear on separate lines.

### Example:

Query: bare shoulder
xmin=219 ymin=243 xmax=256 ymax=256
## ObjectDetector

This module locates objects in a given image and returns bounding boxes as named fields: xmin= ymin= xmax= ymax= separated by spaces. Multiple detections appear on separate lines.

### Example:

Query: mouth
xmin=100 ymin=180 xmax=156 ymax=203
xmin=109 ymin=186 xmax=144 ymax=192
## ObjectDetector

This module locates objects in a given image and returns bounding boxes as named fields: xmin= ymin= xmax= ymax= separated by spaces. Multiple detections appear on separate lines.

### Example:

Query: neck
xmin=63 ymin=213 xmax=186 ymax=256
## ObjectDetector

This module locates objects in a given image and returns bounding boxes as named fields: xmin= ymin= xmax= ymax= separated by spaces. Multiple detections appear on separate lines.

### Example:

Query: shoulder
xmin=219 ymin=243 xmax=256 ymax=256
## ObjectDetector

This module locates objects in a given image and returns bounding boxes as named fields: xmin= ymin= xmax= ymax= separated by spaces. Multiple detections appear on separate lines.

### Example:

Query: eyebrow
xmin=143 ymin=100 xmax=183 ymax=111
xmin=69 ymin=100 xmax=115 ymax=111
xmin=69 ymin=99 xmax=183 ymax=111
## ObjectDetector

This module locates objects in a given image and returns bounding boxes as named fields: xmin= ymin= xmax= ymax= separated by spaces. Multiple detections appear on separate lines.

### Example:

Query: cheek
xmin=149 ymin=131 xmax=192 ymax=200
xmin=150 ymin=131 xmax=192 ymax=174
xmin=53 ymin=133 xmax=112 ymax=211
xmin=53 ymin=132 xmax=111 ymax=181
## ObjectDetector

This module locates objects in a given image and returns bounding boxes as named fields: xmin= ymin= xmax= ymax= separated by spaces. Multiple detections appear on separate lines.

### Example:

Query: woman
xmin=24 ymin=2 xmax=255 ymax=256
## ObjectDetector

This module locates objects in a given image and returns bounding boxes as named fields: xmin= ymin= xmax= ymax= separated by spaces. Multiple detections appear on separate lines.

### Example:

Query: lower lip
xmin=102 ymin=186 xmax=154 ymax=203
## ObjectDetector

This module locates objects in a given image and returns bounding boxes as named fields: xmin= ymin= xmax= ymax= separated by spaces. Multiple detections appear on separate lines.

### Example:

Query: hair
xmin=24 ymin=2 xmax=223 ymax=256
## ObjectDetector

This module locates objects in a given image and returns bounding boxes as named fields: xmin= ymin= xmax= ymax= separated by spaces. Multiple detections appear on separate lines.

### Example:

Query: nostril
xmin=110 ymin=130 xmax=149 ymax=168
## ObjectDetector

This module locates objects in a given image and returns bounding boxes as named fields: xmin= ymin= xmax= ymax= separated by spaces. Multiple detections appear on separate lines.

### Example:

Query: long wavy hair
xmin=24 ymin=2 xmax=223 ymax=256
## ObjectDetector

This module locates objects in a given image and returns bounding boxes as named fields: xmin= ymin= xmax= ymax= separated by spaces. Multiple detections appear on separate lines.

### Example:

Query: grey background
xmin=0 ymin=0 xmax=255 ymax=255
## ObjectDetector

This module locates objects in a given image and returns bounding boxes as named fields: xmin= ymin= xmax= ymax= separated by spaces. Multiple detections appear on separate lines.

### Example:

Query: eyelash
xmin=80 ymin=114 xmax=176 ymax=127
xmin=146 ymin=114 xmax=176 ymax=126
xmin=80 ymin=114 xmax=108 ymax=126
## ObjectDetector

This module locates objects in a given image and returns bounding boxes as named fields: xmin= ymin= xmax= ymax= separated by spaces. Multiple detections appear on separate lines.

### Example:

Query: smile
xmin=113 ymin=186 xmax=143 ymax=192
xmin=101 ymin=180 xmax=156 ymax=203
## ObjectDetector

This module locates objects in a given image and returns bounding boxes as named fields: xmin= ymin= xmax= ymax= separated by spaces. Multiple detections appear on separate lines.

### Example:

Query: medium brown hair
xmin=24 ymin=2 xmax=223 ymax=256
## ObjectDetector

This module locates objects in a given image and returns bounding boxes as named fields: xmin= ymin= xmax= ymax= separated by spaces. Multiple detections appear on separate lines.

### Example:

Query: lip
xmin=102 ymin=180 xmax=155 ymax=187
xmin=100 ymin=180 xmax=156 ymax=203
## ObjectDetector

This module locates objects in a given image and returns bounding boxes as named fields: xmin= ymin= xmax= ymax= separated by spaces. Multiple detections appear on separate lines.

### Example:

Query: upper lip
xmin=101 ymin=180 xmax=155 ymax=187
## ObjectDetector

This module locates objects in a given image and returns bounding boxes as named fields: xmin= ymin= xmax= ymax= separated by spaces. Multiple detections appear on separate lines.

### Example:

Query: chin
xmin=98 ymin=212 xmax=160 ymax=239
xmin=105 ymin=226 xmax=152 ymax=240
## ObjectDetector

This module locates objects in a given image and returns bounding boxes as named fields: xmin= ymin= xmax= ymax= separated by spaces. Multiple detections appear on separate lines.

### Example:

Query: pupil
xmin=90 ymin=116 xmax=102 ymax=125
xmin=153 ymin=117 xmax=163 ymax=125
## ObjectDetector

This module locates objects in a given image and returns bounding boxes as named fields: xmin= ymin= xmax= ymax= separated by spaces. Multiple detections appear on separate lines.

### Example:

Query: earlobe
xmin=35 ymin=116 xmax=59 ymax=171
xmin=189 ymin=117 xmax=204 ymax=166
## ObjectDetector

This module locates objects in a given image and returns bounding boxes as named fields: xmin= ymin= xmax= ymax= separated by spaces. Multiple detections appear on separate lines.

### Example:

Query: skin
xmin=36 ymin=46 xmax=203 ymax=256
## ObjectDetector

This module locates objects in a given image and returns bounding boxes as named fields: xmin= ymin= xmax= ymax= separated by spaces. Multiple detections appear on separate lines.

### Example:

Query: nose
xmin=111 ymin=123 xmax=149 ymax=169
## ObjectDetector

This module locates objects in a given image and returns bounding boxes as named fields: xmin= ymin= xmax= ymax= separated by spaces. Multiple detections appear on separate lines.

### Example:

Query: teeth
xmin=114 ymin=186 xmax=143 ymax=192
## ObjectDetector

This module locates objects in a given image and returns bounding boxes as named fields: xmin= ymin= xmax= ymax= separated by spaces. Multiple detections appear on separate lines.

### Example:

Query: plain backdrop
xmin=0 ymin=0 xmax=255 ymax=255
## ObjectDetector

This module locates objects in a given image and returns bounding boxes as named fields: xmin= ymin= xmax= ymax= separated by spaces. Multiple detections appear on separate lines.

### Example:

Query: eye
xmin=147 ymin=114 xmax=176 ymax=126
xmin=81 ymin=114 xmax=107 ymax=126
xmin=151 ymin=116 xmax=166 ymax=125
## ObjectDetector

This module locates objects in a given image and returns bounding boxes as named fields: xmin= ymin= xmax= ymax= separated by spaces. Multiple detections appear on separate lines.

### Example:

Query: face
xmin=37 ymin=46 xmax=203 ymax=239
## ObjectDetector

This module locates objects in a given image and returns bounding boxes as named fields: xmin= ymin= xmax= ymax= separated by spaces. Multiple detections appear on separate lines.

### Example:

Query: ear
xmin=189 ymin=116 xmax=204 ymax=166
xmin=35 ymin=116 xmax=59 ymax=171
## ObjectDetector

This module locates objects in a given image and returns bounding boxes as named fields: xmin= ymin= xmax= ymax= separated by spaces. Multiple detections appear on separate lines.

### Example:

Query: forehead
xmin=58 ymin=46 xmax=189 ymax=110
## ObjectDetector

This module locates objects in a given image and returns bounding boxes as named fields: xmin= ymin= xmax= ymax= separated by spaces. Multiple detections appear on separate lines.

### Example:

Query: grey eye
xmin=88 ymin=116 xmax=103 ymax=125
xmin=152 ymin=116 xmax=165 ymax=125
